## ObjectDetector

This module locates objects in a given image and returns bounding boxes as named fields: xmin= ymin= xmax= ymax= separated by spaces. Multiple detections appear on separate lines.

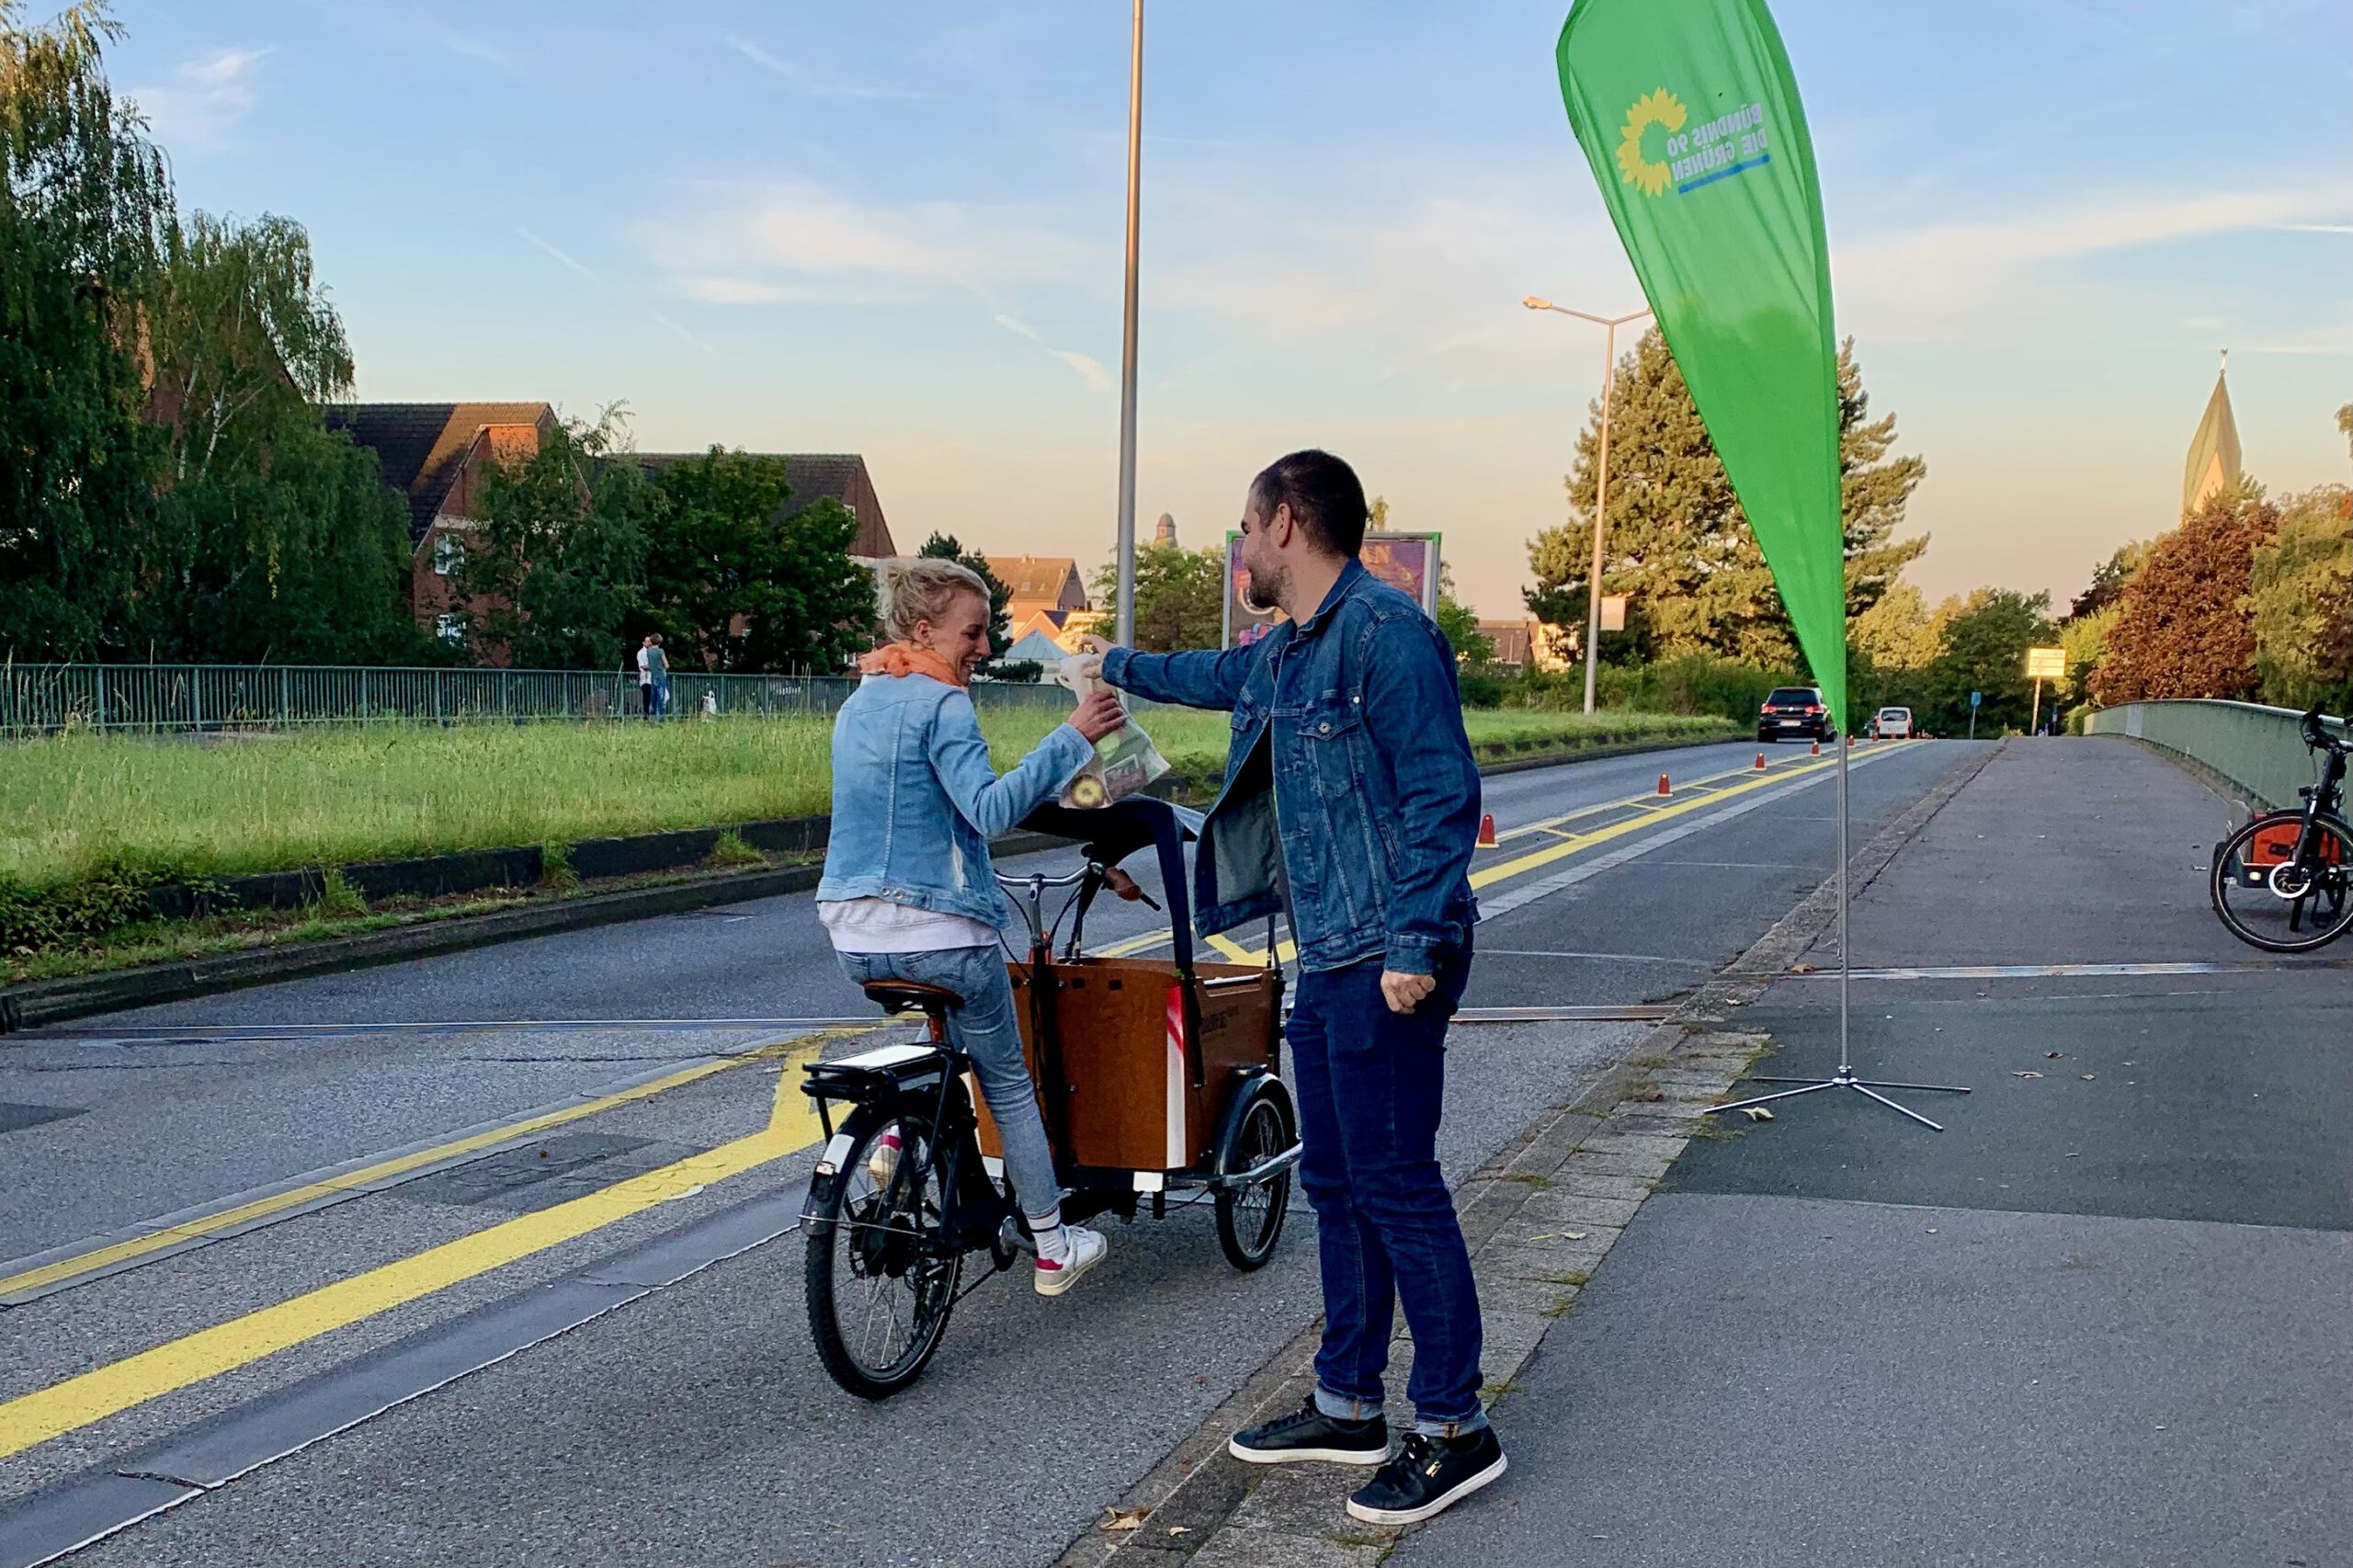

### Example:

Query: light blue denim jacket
xmin=816 ymin=673 xmax=1094 ymax=927
xmin=1103 ymin=559 xmax=1480 ymax=974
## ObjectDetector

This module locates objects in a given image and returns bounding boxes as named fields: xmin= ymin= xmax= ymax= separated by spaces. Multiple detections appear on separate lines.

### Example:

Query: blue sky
xmin=107 ymin=0 xmax=2349 ymax=618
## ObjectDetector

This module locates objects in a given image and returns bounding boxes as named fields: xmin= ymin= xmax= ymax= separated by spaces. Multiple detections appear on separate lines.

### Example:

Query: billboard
xmin=1222 ymin=531 xmax=1443 ymax=648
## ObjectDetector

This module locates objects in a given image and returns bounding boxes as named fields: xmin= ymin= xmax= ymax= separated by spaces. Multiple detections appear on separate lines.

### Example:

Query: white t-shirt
xmin=636 ymin=646 xmax=652 ymax=682
xmin=818 ymin=898 xmax=998 ymax=954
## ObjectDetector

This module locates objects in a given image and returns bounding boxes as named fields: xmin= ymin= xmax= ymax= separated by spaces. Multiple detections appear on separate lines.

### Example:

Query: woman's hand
xmin=1070 ymin=687 xmax=1127 ymax=743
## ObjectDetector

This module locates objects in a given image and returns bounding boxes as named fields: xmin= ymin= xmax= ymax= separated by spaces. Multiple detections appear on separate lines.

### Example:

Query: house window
xmin=435 ymin=614 xmax=464 ymax=643
xmin=432 ymin=533 xmax=464 ymax=575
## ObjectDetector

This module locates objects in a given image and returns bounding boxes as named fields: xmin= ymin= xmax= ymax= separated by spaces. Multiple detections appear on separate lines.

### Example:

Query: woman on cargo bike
xmin=815 ymin=558 xmax=1128 ymax=1294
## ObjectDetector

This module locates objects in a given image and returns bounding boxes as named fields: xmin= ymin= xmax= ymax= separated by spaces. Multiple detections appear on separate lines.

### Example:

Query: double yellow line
xmin=0 ymin=1028 xmax=860 ymax=1462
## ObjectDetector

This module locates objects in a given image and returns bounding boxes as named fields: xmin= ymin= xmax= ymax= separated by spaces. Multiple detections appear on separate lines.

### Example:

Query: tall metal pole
xmin=1584 ymin=320 xmax=1617 ymax=716
xmin=1525 ymin=299 xmax=1648 ymax=714
xmin=1113 ymin=0 xmax=1144 ymax=647
xmin=1836 ymin=733 xmax=1851 ymax=1074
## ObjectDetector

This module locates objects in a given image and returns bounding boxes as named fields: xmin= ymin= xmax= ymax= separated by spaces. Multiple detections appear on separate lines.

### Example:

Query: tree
xmin=456 ymin=408 xmax=651 ymax=669
xmin=1524 ymin=330 xmax=1927 ymax=670
xmin=0 ymin=0 xmax=172 ymax=661
xmin=641 ymin=449 xmax=873 ymax=673
xmin=1915 ymin=588 xmax=2054 ymax=735
xmin=916 ymin=532 xmax=1011 ymax=654
xmin=1850 ymin=580 xmax=1939 ymax=673
xmin=2245 ymin=484 xmax=2352 ymax=711
xmin=1090 ymin=542 xmax=1222 ymax=652
xmin=2090 ymin=482 xmax=2278 ymax=705
xmin=1432 ymin=563 xmax=1492 ymax=665
xmin=2066 ymin=541 xmax=2145 ymax=620
xmin=131 ymin=210 xmax=426 ymax=663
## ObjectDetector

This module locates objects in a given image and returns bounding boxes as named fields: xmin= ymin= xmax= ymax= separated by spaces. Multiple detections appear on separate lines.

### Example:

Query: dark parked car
xmin=1758 ymin=686 xmax=1837 ymax=743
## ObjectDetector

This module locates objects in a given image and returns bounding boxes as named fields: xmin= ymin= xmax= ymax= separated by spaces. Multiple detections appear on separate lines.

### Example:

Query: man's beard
xmin=1240 ymin=562 xmax=1286 ymax=617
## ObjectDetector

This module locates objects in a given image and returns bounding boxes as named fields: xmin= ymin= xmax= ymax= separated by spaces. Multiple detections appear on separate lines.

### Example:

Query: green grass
xmin=0 ymin=706 xmax=1730 ymax=894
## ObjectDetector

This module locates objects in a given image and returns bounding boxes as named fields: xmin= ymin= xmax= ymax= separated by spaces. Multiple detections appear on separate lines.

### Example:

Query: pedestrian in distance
xmin=636 ymin=634 xmax=657 ymax=719
xmin=817 ymin=558 xmax=1131 ymax=1295
xmin=647 ymin=633 xmax=671 ymax=719
xmin=1083 ymin=449 xmax=1503 ymax=1527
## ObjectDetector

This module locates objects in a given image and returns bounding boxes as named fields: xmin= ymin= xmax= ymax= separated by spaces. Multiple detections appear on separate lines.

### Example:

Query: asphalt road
xmin=0 ymin=734 xmax=1979 ymax=1567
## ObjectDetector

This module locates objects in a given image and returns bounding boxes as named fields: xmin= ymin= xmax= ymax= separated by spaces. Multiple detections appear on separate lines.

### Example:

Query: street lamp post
xmin=1113 ymin=0 xmax=1144 ymax=646
xmin=1524 ymin=296 xmax=1651 ymax=715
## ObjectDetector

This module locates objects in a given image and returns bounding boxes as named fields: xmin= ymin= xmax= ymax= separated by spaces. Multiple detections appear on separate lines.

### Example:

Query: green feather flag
xmin=1555 ymin=0 xmax=1846 ymax=717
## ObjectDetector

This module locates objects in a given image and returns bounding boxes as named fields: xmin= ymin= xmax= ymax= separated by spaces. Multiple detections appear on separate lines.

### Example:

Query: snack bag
xmin=1054 ymin=653 xmax=1169 ymax=808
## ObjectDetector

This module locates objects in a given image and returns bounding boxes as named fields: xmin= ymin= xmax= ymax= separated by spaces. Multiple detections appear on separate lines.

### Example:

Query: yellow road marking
xmin=1094 ymin=928 xmax=1176 ymax=959
xmin=1204 ymin=748 xmax=1893 ymax=964
xmin=1494 ymin=756 xmax=1779 ymax=842
xmin=0 ymin=1029 xmax=859 ymax=1462
xmin=0 ymin=1031 xmax=863 ymax=1303
xmin=1471 ymin=751 xmax=1852 ymax=889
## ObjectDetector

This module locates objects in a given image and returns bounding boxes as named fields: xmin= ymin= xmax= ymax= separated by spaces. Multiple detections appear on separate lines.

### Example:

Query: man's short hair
xmin=1249 ymin=449 xmax=1369 ymax=558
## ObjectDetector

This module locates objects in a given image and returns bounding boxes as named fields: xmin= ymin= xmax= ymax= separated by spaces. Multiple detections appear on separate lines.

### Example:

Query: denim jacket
xmin=1104 ymin=560 xmax=1480 ymax=974
xmin=816 ymin=673 xmax=1093 ymax=928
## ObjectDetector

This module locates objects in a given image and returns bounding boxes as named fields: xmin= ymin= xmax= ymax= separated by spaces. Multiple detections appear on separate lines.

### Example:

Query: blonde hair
xmin=880 ymin=557 xmax=991 ymax=642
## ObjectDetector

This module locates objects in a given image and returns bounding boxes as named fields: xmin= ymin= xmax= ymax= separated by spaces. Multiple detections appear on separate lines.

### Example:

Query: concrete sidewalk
xmin=1393 ymin=737 xmax=2351 ymax=1567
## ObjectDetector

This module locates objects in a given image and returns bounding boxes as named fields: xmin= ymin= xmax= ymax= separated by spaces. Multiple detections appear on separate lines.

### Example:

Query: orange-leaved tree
xmin=2090 ymin=482 xmax=2279 ymax=704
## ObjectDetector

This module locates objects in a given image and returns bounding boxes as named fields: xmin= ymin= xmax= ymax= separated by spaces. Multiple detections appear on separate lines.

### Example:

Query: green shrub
xmin=1457 ymin=670 xmax=1508 ymax=709
xmin=312 ymin=869 xmax=368 ymax=919
xmin=540 ymin=840 xmax=578 ymax=892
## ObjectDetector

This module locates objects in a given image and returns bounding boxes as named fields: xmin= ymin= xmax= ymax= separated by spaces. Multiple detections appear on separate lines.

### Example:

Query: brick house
xmin=982 ymin=555 xmax=1089 ymax=625
xmin=325 ymin=402 xmax=556 ymax=659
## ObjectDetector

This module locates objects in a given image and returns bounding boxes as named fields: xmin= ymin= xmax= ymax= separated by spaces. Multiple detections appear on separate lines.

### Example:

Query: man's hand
xmin=1082 ymin=634 xmax=1117 ymax=658
xmin=1380 ymin=969 xmax=1437 ymax=1016
xmin=1070 ymin=687 xmax=1127 ymax=743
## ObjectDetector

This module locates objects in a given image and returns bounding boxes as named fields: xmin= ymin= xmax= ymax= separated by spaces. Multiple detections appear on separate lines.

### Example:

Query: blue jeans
xmin=834 ymin=946 xmax=1062 ymax=1218
xmin=1290 ymin=945 xmax=1486 ymax=1433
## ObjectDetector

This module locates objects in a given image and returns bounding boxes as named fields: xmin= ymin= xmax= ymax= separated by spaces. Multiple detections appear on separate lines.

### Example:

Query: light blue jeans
xmin=835 ymin=945 xmax=1062 ymax=1218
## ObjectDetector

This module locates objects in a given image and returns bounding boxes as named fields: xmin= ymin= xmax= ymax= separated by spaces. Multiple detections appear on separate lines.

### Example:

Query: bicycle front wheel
xmin=2211 ymin=814 xmax=2353 ymax=953
xmin=804 ymin=1108 xmax=962 ymax=1399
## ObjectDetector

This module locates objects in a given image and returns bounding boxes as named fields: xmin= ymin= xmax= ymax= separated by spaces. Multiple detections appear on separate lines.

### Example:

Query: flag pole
xmin=1706 ymin=723 xmax=1968 ymax=1128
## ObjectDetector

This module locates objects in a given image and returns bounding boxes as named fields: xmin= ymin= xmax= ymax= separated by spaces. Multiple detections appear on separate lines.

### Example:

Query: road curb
xmin=2 ymin=733 xmax=1737 ymax=1033
xmin=1061 ymin=741 xmax=1996 ymax=1567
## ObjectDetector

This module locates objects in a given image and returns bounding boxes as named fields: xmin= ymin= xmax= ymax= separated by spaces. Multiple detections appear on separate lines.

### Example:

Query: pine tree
xmin=1526 ymin=330 xmax=1927 ymax=671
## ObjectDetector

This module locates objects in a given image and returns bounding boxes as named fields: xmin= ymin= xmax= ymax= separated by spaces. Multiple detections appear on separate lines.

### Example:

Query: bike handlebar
xmin=2302 ymin=704 xmax=2351 ymax=757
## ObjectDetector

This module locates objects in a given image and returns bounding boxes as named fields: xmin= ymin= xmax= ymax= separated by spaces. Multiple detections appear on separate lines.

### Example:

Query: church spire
xmin=2181 ymin=350 xmax=2243 ymax=517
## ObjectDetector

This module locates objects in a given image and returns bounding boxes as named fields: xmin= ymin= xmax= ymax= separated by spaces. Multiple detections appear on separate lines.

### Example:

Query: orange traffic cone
xmin=1754 ymin=751 xmax=1768 ymax=770
xmin=1657 ymin=773 xmax=1671 ymax=796
xmin=1476 ymin=812 xmax=1499 ymax=848
xmin=1810 ymin=739 xmax=1821 ymax=756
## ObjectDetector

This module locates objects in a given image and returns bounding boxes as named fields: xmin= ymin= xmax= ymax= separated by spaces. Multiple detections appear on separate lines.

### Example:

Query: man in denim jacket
xmin=1089 ymin=449 xmax=1503 ymax=1526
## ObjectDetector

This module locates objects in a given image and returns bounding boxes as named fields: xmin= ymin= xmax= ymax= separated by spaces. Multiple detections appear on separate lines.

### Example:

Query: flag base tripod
xmin=1707 ymin=1067 xmax=1970 ymax=1131
xmin=1700 ymin=731 xmax=1971 ymax=1131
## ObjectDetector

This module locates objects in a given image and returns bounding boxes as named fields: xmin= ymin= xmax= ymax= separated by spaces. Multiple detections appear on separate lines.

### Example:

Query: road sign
xmin=2025 ymin=646 xmax=2067 ymax=680
xmin=1969 ymin=690 xmax=1981 ymax=708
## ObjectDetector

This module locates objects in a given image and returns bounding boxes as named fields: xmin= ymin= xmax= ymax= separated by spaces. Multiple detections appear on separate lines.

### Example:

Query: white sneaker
xmin=1032 ymin=1224 xmax=1107 ymax=1297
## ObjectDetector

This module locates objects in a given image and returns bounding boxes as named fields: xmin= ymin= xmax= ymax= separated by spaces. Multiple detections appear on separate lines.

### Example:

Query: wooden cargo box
xmin=974 ymin=957 xmax=1281 ymax=1175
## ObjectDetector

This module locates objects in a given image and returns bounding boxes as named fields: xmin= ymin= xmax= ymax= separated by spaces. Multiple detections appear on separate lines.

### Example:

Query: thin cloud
xmin=725 ymin=36 xmax=925 ymax=101
xmin=515 ymin=226 xmax=604 ymax=286
xmin=514 ymin=228 xmax=719 ymax=358
xmin=129 ymin=46 xmax=270 ymax=147
xmin=639 ymin=179 xmax=1092 ymax=297
xmin=2268 ymin=222 xmax=2353 ymax=233
xmin=1051 ymin=350 xmax=1114 ymax=392
xmin=681 ymin=277 xmax=791 ymax=303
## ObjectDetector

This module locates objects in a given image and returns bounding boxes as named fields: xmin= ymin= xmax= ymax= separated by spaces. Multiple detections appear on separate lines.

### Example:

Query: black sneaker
xmin=1227 ymin=1395 xmax=1390 ymax=1466
xmin=1346 ymin=1426 xmax=1507 ymax=1525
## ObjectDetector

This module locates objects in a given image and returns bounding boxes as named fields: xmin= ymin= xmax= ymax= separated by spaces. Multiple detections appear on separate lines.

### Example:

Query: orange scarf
xmin=858 ymin=642 xmax=967 ymax=688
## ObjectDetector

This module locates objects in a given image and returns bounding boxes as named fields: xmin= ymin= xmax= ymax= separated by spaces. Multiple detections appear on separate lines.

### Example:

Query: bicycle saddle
xmin=860 ymin=980 xmax=963 ymax=1016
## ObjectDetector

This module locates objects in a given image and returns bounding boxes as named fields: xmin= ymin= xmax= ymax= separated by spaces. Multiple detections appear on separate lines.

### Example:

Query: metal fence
xmin=0 ymin=663 xmax=1077 ymax=736
xmin=2086 ymin=699 xmax=2349 ymax=812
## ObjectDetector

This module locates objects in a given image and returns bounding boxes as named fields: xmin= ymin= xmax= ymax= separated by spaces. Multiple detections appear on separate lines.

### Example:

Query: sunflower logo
xmin=1615 ymin=88 xmax=1686 ymax=198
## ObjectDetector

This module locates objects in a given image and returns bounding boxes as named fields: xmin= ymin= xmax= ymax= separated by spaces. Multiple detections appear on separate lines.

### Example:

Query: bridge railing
xmin=2085 ymin=699 xmax=2350 ymax=812
xmin=0 ymin=663 xmax=1075 ymax=736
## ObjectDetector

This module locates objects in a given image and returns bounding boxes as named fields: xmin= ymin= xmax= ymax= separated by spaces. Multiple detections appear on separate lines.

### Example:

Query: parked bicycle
xmin=2209 ymin=704 xmax=2353 ymax=953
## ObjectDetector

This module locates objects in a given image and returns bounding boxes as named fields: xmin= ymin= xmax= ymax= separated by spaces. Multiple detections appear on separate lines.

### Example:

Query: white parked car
xmin=1871 ymin=706 xmax=1914 ymax=740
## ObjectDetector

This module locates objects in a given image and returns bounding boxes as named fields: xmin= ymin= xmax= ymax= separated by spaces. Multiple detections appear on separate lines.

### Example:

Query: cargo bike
xmin=799 ymin=795 xmax=1301 ymax=1398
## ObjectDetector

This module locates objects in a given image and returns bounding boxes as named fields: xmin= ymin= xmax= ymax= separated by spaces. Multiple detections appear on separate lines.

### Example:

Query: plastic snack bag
xmin=1054 ymin=653 xmax=1168 ymax=808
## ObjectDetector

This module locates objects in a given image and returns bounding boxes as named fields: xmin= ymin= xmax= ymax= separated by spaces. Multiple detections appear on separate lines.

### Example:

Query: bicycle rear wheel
xmin=2211 ymin=814 xmax=2353 ymax=953
xmin=804 ymin=1108 xmax=962 ymax=1399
